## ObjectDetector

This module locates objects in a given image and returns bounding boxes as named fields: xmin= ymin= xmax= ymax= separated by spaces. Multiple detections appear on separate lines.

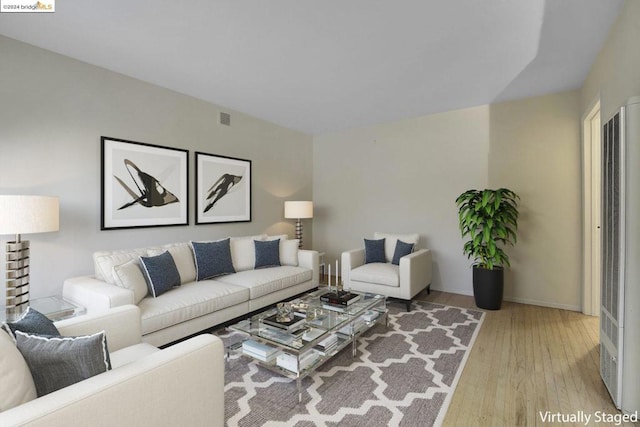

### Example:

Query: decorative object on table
xmin=456 ymin=188 xmax=519 ymax=310
xmin=262 ymin=312 xmax=306 ymax=332
xmin=101 ymin=136 xmax=188 ymax=230
xmin=284 ymin=201 xmax=313 ymax=248
xmin=221 ymin=301 xmax=484 ymax=426
xmin=195 ymin=151 xmax=251 ymax=224
xmin=276 ymin=302 xmax=293 ymax=322
xmin=0 ymin=195 xmax=59 ymax=321
xmin=320 ymin=291 xmax=360 ymax=306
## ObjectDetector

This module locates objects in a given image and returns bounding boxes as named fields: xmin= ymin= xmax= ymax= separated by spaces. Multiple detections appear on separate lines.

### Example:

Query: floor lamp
xmin=0 ymin=195 xmax=59 ymax=321
xmin=284 ymin=201 xmax=313 ymax=249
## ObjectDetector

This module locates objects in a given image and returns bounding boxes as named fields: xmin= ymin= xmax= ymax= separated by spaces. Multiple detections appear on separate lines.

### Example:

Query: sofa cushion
xmin=230 ymin=234 xmax=267 ymax=272
xmin=364 ymin=238 xmax=386 ymax=264
xmin=374 ymin=232 xmax=419 ymax=263
xmin=350 ymin=263 xmax=400 ymax=287
xmin=94 ymin=248 xmax=150 ymax=284
xmin=15 ymin=330 xmax=111 ymax=397
xmin=2 ymin=307 xmax=60 ymax=340
xmin=191 ymin=239 xmax=236 ymax=280
xmin=138 ymin=281 xmax=249 ymax=335
xmin=148 ymin=243 xmax=197 ymax=284
xmin=254 ymin=239 xmax=281 ymax=269
xmin=113 ymin=259 xmax=149 ymax=304
xmin=140 ymin=251 xmax=182 ymax=298
xmin=216 ymin=266 xmax=313 ymax=299
xmin=280 ymin=239 xmax=299 ymax=267
xmin=391 ymin=240 xmax=415 ymax=265
xmin=0 ymin=330 xmax=37 ymax=411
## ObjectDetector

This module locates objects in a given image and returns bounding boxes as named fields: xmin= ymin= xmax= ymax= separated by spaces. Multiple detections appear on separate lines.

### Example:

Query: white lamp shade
xmin=0 ymin=195 xmax=60 ymax=235
xmin=284 ymin=201 xmax=313 ymax=219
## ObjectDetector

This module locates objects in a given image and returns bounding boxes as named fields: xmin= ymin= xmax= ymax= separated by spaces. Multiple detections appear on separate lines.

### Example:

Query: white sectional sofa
xmin=63 ymin=234 xmax=319 ymax=347
xmin=0 ymin=305 xmax=224 ymax=427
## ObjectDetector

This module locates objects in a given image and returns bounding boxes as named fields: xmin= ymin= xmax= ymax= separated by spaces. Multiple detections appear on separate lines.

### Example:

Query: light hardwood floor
xmin=411 ymin=290 xmax=637 ymax=427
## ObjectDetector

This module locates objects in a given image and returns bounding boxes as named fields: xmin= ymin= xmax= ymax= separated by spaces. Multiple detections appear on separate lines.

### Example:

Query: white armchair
xmin=0 ymin=305 xmax=225 ymax=427
xmin=341 ymin=232 xmax=432 ymax=311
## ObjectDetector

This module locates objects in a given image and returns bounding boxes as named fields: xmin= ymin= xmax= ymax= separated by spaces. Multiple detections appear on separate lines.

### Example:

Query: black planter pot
xmin=472 ymin=266 xmax=504 ymax=310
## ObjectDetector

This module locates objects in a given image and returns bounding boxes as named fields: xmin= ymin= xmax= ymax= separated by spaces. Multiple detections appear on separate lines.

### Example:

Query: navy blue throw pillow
xmin=391 ymin=240 xmax=415 ymax=265
xmin=191 ymin=238 xmax=236 ymax=280
xmin=140 ymin=251 xmax=182 ymax=297
xmin=255 ymin=239 xmax=281 ymax=269
xmin=364 ymin=238 xmax=386 ymax=264
xmin=2 ymin=307 xmax=60 ymax=340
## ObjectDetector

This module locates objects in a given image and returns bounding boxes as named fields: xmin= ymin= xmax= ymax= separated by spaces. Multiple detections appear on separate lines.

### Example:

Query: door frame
xmin=582 ymin=97 xmax=601 ymax=316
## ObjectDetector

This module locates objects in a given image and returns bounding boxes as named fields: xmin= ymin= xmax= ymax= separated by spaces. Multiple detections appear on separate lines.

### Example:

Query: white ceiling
xmin=0 ymin=0 xmax=623 ymax=135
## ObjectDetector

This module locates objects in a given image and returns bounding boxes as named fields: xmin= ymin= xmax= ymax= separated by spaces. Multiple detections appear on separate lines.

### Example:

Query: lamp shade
xmin=284 ymin=201 xmax=313 ymax=219
xmin=0 ymin=195 xmax=59 ymax=235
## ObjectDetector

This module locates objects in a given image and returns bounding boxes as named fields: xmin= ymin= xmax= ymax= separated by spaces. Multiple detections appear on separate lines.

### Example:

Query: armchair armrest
xmin=298 ymin=249 xmax=319 ymax=285
xmin=342 ymin=248 xmax=365 ymax=286
xmin=0 ymin=334 xmax=225 ymax=427
xmin=399 ymin=249 xmax=432 ymax=299
xmin=63 ymin=276 xmax=134 ymax=313
xmin=55 ymin=305 xmax=142 ymax=351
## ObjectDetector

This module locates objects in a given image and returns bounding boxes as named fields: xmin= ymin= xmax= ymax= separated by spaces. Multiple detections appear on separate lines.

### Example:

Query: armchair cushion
xmin=364 ymin=238 xmax=386 ymax=264
xmin=391 ymin=240 xmax=415 ymax=265
xmin=15 ymin=330 xmax=111 ymax=397
xmin=350 ymin=263 xmax=400 ymax=287
xmin=2 ymin=307 xmax=60 ymax=340
xmin=0 ymin=330 xmax=37 ymax=411
xmin=374 ymin=232 xmax=419 ymax=263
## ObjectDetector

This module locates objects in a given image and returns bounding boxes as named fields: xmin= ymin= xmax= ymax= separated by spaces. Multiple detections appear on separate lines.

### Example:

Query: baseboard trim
xmin=503 ymin=296 xmax=581 ymax=312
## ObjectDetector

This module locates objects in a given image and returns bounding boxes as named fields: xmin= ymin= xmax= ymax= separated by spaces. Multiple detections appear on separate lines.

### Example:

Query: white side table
xmin=1 ymin=296 xmax=86 ymax=323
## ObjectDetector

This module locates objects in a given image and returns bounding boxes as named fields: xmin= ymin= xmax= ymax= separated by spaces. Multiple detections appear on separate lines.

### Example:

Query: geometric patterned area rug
xmin=219 ymin=301 xmax=484 ymax=427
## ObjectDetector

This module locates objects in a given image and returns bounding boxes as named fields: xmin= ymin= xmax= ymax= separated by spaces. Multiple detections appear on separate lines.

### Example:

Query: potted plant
xmin=455 ymin=188 xmax=519 ymax=310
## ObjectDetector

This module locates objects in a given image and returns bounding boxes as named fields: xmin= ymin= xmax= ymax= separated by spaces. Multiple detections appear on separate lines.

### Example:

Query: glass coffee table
xmin=227 ymin=289 xmax=387 ymax=402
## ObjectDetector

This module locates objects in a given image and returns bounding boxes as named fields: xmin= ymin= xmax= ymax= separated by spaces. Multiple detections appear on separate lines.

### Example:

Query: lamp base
xmin=295 ymin=219 xmax=303 ymax=248
xmin=5 ymin=238 xmax=30 ymax=321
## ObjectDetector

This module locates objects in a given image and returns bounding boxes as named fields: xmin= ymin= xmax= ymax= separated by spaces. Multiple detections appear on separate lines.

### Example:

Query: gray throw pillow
xmin=254 ymin=239 xmax=281 ymax=269
xmin=391 ymin=240 xmax=415 ymax=265
xmin=364 ymin=238 xmax=386 ymax=264
xmin=191 ymin=238 xmax=236 ymax=280
xmin=15 ymin=330 xmax=112 ymax=397
xmin=2 ymin=307 xmax=60 ymax=340
xmin=139 ymin=251 xmax=182 ymax=298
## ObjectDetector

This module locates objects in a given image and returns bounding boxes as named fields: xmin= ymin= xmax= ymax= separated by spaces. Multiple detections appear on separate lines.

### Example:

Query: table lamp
xmin=284 ymin=201 xmax=313 ymax=249
xmin=0 ymin=195 xmax=59 ymax=321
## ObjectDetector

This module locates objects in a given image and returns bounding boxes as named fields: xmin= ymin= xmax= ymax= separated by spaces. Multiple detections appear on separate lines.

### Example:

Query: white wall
xmin=582 ymin=0 xmax=640 ymax=119
xmin=313 ymin=91 xmax=583 ymax=310
xmin=0 ymin=36 xmax=313 ymax=298
xmin=313 ymin=106 xmax=490 ymax=296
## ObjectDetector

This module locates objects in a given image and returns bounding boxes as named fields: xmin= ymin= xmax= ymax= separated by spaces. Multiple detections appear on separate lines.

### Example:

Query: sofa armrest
xmin=55 ymin=305 xmax=142 ymax=352
xmin=63 ymin=276 xmax=134 ymax=313
xmin=298 ymin=249 xmax=319 ymax=285
xmin=342 ymin=248 xmax=365 ymax=286
xmin=0 ymin=334 xmax=225 ymax=427
xmin=399 ymin=249 xmax=432 ymax=299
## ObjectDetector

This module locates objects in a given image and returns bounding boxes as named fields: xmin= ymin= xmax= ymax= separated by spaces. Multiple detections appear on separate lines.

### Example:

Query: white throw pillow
xmin=112 ymin=259 xmax=148 ymax=304
xmin=373 ymin=232 xmax=419 ymax=263
xmin=265 ymin=234 xmax=289 ymax=242
xmin=230 ymin=235 xmax=266 ymax=272
xmin=0 ymin=330 xmax=37 ymax=411
xmin=280 ymin=239 xmax=299 ymax=266
xmin=94 ymin=248 xmax=149 ymax=284
xmin=148 ymin=243 xmax=196 ymax=284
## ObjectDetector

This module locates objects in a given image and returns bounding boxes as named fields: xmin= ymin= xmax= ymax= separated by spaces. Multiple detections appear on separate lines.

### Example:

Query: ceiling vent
xmin=219 ymin=112 xmax=231 ymax=126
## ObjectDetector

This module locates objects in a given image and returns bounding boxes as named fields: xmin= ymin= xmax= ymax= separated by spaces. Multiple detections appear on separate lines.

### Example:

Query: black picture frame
xmin=101 ymin=136 xmax=189 ymax=230
xmin=195 ymin=151 xmax=251 ymax=224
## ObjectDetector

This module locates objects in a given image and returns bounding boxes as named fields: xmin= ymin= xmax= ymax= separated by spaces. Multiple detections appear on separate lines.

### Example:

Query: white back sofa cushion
xmin=230 ymin=234 xmax=267 ymax=272
xmin=148 ymin=243 xmax=197 ymax=284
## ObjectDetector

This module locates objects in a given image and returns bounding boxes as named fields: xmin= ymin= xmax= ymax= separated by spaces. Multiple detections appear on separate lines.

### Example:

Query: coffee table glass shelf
xmin=227 ymin=289 xmax=387 ymax=402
